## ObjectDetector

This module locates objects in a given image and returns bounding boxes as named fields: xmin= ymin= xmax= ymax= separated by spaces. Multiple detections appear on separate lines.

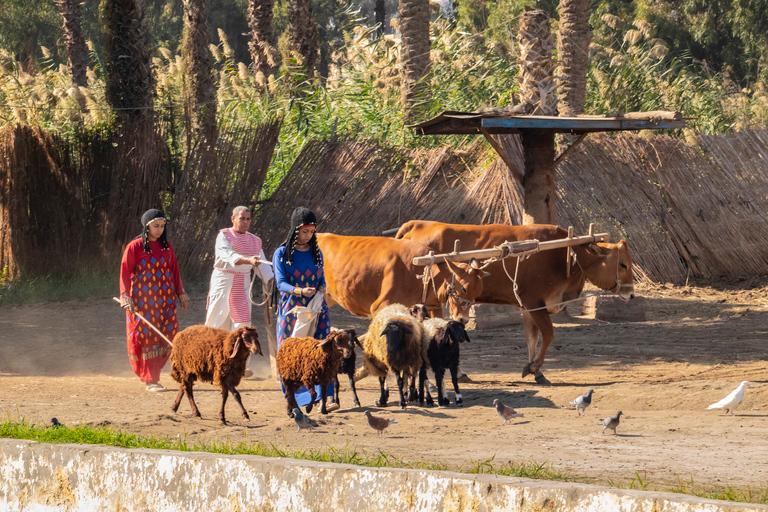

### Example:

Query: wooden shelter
xmin=413 ymin=110 xmax=687 ymax=224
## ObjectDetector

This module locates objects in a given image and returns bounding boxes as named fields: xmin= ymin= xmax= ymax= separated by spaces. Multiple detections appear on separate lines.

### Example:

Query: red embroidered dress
xmin=119 ymin=238 xmax=187 ymax=383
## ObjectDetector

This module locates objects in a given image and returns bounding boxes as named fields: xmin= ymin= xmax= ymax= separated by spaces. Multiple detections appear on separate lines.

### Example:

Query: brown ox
xmin=395 ymin=221 xmax=635 ymax=385
xmin=316 ymin=233 xmax=485 ymax=322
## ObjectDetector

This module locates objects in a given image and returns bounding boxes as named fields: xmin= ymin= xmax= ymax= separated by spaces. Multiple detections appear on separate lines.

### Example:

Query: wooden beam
xmin=479 ymin=128 xmax=524 ymax=184
xmin=554 ymin=132 xmax=589 ymax=164
xmin=412 ymin=232 xmax=611 ymax=266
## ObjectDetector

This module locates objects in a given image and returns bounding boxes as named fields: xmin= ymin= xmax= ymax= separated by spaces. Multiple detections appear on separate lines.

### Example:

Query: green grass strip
xmin=1 ymin=419 xmax=765 ymax=504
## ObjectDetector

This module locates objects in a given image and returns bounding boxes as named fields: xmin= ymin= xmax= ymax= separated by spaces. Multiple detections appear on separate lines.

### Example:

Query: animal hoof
xmin=400 ymin=402 xmax=407 ymax=409
xmin=305 ymin=403 xmax=314 ymax=414
xmin=521 ymin=364 xmax=533 ymax=378
xmin=534 ymin=374 xmax=552 ymax=386
xmin=375 ymin=400 xmax=388 ymax=407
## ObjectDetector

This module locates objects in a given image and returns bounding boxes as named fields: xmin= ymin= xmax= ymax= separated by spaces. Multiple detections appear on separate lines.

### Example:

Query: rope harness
xmin=418 ymin=259 xmax=477 ymax=309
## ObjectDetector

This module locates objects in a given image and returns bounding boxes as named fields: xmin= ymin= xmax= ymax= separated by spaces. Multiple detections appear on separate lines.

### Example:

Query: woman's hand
xmin=301 ymin=287 xmax=317 ymax=297
xmin=180 ymin=300 xmax=189 ymax=312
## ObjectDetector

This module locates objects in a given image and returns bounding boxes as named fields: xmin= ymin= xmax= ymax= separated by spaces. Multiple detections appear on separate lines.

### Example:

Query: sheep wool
xmin=361 ymin=304 xmax=425 ymax=379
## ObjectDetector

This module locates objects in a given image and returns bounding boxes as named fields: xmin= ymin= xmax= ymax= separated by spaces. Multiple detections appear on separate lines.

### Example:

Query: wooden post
xmin=566 ymin=225 xmax=574 ymax=277
xmin=263 ymin=301 xmax=278 ymax=380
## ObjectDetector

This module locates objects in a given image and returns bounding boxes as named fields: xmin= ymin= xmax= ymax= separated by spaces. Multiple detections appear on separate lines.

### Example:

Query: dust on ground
xmin=1 ymin=279 xmax=768 ymax=490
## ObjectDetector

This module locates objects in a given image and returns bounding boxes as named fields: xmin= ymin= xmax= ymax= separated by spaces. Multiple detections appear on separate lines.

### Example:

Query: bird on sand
xmin=569 ymin=389 xmax=595 ymax=416
xmin=364 ymin=410 xmax=398 ymax=437
xmin=493 ymin=399 xmax=524 ymax=425
xmin=50 ymin=417 xmax=63 ymax=428
xmin=292 ymin=408 xmax=318 ymax=432
xmin=707 ymin=381 xmax=749 ymax=416
xmin=598 ymin=411 xmax=622 ymax=434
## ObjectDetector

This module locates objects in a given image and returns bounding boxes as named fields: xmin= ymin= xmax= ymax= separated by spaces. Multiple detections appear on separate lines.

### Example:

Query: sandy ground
xmin=1 ymin=280 xmax=768 ymax=491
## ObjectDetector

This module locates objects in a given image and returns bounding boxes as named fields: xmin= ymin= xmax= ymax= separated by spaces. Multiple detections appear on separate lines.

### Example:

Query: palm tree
xmin=556 ymin=0 xmax=591 ymax=117
xmin=247 ymin=0 xmax=276 ymax=89
xmin=398 ymin=0 xmax=431 ymax=121
xmin=182 ymin=0 xmax=217 ymax=139
xmin=101 ymin=0 xmax=154 ymax=119
xmin=287 ymin=0 xmax=319 ymax=80
xmin=516 ymin=8 xmax=557 ymax=224
xmin=58 ymin=0 xmax=87 ymax=87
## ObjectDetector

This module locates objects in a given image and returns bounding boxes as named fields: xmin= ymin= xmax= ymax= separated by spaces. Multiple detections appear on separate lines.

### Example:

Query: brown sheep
xmin=276 ymin=330 xmax=352 ymax=417
xmin=169 ymin=325 xmax=262 ymax=425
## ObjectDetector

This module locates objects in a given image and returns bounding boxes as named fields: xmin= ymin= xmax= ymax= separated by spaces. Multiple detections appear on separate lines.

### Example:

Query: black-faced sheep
xmin=418 ymin=317 xmax=471 ymax=407
xmin=359 ymin=303 xmax=426 ymax=408
xmin=169 ymin=325 xmax=262 ymax=425
xmin=276 ymin=329 xmax=352 ymax=417
xmin=330 ymin=328 xmax=363 ymax=408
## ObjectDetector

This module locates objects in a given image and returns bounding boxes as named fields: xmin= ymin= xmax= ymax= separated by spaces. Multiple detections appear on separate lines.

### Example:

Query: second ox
xmin=396 ymin=220 xmax=635 ymax=385
xmin=316 ymin=233 xmax=485 ymax=322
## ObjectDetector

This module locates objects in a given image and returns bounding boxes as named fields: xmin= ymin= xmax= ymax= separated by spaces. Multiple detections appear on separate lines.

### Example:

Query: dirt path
xmin=1 ymin=281 xmax=768 ymax=490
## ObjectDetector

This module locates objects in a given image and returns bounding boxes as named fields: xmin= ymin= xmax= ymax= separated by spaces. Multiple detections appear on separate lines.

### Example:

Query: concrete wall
xmin=1 ymin=439 xmax=766 ymax=512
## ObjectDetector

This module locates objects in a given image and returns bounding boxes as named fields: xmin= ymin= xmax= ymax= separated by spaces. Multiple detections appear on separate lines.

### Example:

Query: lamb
xmin=358 ymin=303 xmax=426 ymax=408
xmin=276 ymin=329 xmax=352 ymax=417
xmin=330 ymin=328 xmax=363 ymax=408
xmin=417 ymin=317 xmax=471 ymax=407
xmin=169 ymin=325 xmax=263 ymax=425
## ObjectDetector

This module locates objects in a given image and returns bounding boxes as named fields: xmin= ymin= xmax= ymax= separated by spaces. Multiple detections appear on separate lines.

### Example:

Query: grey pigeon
xmin=598 ymin=411 xmax=622 ymax=434
xmin=569 ymin=389 xmax=595 ymax=416
xmin=364 ymin=410 xmax=398 ymax=437
xmin=707 ymin=381 xmax=749 ymax=416
xmin=493 ymin=399 xmax=524 ymax=425
xmin=292 ymin=408 xmax=318 ymax=432
xmin=50 ymin=417 xmax=62 ymax=428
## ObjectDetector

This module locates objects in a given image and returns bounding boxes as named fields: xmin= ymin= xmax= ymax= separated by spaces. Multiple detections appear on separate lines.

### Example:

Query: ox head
xmin=433 ymin=258 xmax=487 ymax=323
xmin=582 ymin=240 xmax=635 ymax=301
xmin=320 ymin=329 xmax=353 ymax=358
xmin=229 ymin=326 xmax=262 ymax=358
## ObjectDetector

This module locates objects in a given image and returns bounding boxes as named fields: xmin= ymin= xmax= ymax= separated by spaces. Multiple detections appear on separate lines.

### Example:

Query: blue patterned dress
xmin=272 ymin=245 xmax=332 ymax=406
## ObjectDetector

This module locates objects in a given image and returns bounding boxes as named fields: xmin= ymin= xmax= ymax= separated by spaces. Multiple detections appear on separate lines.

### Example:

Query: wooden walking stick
xmin=113 ymin=297 xmax=174 ymax=347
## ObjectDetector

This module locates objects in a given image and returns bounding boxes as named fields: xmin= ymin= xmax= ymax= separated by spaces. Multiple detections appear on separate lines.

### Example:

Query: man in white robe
xmin=206 ymin=206 xmax=273 ymax=376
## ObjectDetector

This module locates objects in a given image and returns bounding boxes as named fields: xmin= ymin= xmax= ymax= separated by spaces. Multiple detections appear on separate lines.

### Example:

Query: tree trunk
xmin=101 ymin=0 xmax=154 ymax=119
xmin=556 ymin=0 xmax=591 ymax=117
xmin=398 ymin=0 xmax=431 ymax=121
xmin=287 ymin=0 xmax=318 ymax=80
xmin=517 ymin=8 xmax=557 ymax=224
xmin=182 ymin=0 xmax=217 ymax=140
xmin=58 ymin=0 xmax=88 ymax=87
xmin=375 ymin=0 xmax=385 ymax=37
xmin=516 ymin=8 xmax=557 ymax=116
xmin=247 ymin=0 xmax=275 ymax=89
xmin=521 ymin=130 xmax=556 ymax=225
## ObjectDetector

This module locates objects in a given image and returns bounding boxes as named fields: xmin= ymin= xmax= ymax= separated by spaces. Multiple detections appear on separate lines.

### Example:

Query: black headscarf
xmin=140 ymin=208 xmax=170 ymax=253
xmin=280 ymin=207 xmax=322 ymax=267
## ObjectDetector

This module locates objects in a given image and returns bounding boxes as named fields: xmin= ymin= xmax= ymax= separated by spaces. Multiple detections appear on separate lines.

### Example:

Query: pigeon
xmin=493 ymin=399 xmax=524 ymax=425
xmin=50 ymin=417 xmax=62 ymax=428
xmin=598 ymin=411 xmax=622 ymax=434
xmin=707 ymin=381 xmax=749 ymax=416
xmin=364 ymin=410 xmax=398 ymax=437
xmin=292 ymin=408 xmax=318 ymax=432
xmin=569 ymin=389 xmax=595 ymax=416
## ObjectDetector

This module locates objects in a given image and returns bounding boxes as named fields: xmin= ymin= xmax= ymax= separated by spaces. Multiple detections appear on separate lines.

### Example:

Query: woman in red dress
xmin=119 ymin=209 xmax=188 ymax=391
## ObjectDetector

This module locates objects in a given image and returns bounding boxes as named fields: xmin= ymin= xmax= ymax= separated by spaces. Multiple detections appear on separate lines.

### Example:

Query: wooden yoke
xmin=412 ymin=227 xmax=610 ymax=266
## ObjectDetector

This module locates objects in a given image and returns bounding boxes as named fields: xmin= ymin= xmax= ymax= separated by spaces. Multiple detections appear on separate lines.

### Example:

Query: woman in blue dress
xmin=272 ymin=207 xmax=337 ymax=414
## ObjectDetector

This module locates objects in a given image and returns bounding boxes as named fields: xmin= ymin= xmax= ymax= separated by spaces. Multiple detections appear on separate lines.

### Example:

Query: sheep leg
xmin=228 ymin=385 xmax=251 ymax=422
xmin=320 ymin=385 xmax=329 ymax=414
xmin=347 ymin=374 xmax=361 ymax=407
xmin=418 ymin=365 xmax=427 ymax=406
xmin=171 ymin=385 xmax=185 ymax=413
xmin=396 ymin=371 xmax=407 ymax=409
xmin=375 ymin=376 xmax=389 ymax=407
xmin=435 ymin=367 xmax=450 ymax=407
xmin=305 ymin=386 xmax=318 ymax=414
xmin=407 ymin=373 xmax=418 ymax=403
xmin=284 ymin=381 xmax=300 ymax=417
xmin=219 ymin=387 xmax=230 ymax=425
xmin=332 ymin=376 xmax=340 ymax=405
xmin=185 ymin=381 xmax=202 ymax=418
xmin=449 ymin=364 xmax=462 ymax=406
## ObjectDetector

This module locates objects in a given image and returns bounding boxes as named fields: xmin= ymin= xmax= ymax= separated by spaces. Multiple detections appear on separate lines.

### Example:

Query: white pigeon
xmin=707 ymin=381 xmax=749 ymax=416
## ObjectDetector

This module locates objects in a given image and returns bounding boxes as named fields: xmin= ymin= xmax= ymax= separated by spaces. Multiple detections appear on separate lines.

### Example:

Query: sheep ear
xmin=229 ymin=336 xmax=242 ymax=358
xmin=317 ymin=337 xmax=332 ymax=347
